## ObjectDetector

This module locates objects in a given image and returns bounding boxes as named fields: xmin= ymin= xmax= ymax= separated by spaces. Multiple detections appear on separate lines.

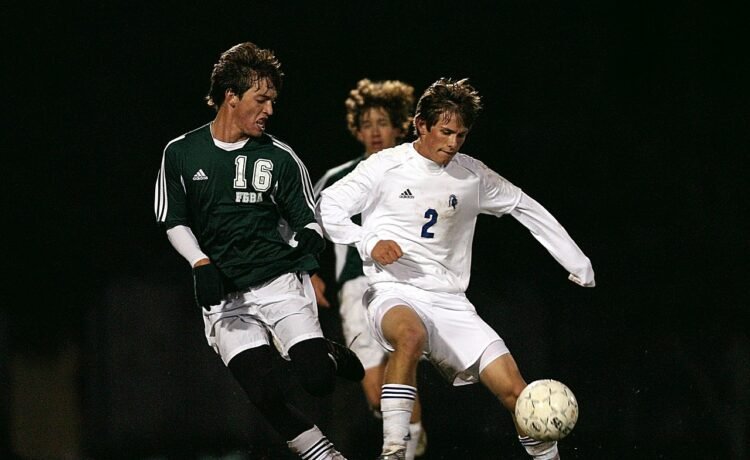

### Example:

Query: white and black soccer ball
xmin=514 ymin=379 xmax=579 ymax=441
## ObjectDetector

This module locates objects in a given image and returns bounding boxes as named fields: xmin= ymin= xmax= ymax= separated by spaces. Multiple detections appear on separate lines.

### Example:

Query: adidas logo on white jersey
xmin=399 ymin=189 xmax=414 ymax=199
xmin=192 ymin=169 xmax=208 ymax=181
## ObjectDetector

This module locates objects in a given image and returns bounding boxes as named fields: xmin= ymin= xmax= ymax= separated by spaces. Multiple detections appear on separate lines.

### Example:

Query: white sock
xmin=288 ymin=425 xmax=344 ymax=459
xmin=381 ymin=384 xmax=417 ymax=453
xmin=405 ymin=421 xmax=424 ymax=459
xmin=519 ymin=435 xmax=559 ymax=460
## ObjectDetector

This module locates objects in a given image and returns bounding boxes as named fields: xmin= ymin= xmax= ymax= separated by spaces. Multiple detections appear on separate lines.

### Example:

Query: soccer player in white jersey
xmin=312 ymin=79 xmax=427 ymax=459
xmin=154 ymin=42 xmax=363 ymax=460
xmin=316 ymin=78 xmax=595 ymax=460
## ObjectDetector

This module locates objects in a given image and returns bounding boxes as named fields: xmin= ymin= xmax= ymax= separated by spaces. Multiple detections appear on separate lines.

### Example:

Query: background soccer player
xmin=312 ymin=79 xmax=427 ymax=459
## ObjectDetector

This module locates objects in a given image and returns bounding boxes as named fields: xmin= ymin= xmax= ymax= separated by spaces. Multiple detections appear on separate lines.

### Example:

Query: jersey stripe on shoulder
xmin=270 ymin=136 xmax=316 ymax=210
xmin=313 ymin=157 xmax=361 ymax=198
xmin=154 ymin=134 xmax=185 ymax=223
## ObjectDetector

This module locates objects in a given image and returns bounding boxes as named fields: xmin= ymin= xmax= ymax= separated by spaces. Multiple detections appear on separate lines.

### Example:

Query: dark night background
xmin=4 ymin=1 xmax=747 ymax=459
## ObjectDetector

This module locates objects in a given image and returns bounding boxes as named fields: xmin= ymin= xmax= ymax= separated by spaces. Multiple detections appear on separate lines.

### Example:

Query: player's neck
xmin=413 ymin=139 xmax=449 ymax=167
xmin=211 ymin=114 xmax=248 ymax=144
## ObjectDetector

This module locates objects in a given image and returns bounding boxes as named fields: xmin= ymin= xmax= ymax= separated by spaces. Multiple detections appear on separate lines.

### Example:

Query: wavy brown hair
xmin=345 ymin=79 xmax=415 ymax=139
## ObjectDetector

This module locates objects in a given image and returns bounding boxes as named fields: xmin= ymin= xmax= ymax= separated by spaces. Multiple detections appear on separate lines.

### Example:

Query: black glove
xmin=294 ymin=228 xmax=326 ymax=255
xmin=193 ymin=264 xmax=224 ymax=310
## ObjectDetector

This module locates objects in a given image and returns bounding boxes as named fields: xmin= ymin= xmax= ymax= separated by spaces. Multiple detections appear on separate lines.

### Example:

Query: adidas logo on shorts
xmin=399 ymin=189 xmax=414 ymax=199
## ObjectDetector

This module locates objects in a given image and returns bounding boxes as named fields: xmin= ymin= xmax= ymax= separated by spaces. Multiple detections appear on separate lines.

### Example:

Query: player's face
xmin=233 ymin=78 xmax=277 ymax=138
xmin=357 ymin=107 xmax=403 ymax=155
xmin=414 ymin=111 xmax=469 ymax=166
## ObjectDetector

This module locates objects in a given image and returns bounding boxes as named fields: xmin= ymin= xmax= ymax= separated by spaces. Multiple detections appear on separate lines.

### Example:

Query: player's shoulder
xmin=452 ymin=153 xmax=519 ymax=193
xmin=265 ymin=133 xmax=305 ymax=159
xmin=366 ymin=143 xmax=412 ymax=170
xmin=328 ymin=156 xmax=363 ymax=176
xmin=164 ymin=123 xmax=210 ymax=154
xmin=319 ymin=156 xmax=363 ymax=184
xmin=266 ymin=133 xmax=291 ymax=150
xmin=450 ymin=152 xmax=492 ymax=175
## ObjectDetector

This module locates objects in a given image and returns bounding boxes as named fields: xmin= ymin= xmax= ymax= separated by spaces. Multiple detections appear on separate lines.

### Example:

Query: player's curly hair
xmin=206 ymin=42 xmax=284 ymax=110
xmin=345 ymin=79 xmax=415 ymax=138
xmin=413 ymin=78 xmax=482 ymax=136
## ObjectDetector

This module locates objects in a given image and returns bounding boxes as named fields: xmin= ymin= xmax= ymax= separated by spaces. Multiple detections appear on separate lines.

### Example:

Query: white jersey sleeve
xmin=316 ymin=154 xmax=387 ymax=259
xmin=470 ymin=156 xmax=595 ymax=287
xmin=474 ymin=158 xmax=524 ymax=216
xmin=510 ymin=193 xmax=595 ymax=286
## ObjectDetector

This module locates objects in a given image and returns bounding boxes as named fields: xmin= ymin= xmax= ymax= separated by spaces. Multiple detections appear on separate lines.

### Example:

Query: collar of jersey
xmin=408 ymin=143 xmax=447 ymax=174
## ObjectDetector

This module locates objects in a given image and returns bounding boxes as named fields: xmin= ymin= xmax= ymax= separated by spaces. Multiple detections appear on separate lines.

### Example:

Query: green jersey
xmin=313 ymin=155 xmax=365 ymax=286
xmin=155 ymin=124 xmax=319 ymax=290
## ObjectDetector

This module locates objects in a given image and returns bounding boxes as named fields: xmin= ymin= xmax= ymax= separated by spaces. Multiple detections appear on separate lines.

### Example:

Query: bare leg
xmin=382 ymin=306 xmax=426 ymax=387
xmin=363 ymin=360 xmax=424 ymax=423
xmin=378 ymin=306 xmax=427 ymax=455
xmin=365 ymin=357 xmax=426 ymax=459
xmin=479 ymin=353 xmax=526 ymax=416
xmin=362 ymin=363 xmax=386 ymax=411
xmin=480 ymin=354 xmax=559 ymax=459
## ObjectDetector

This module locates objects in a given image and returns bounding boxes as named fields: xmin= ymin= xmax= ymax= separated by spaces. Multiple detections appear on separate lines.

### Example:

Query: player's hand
xmin=294 ymin=228 xmax=326 ymax=256
xmin=193 ymin=263 xmax=224 ymax=310
xmin=310 ymin=273 xmax=331 ymax=308
xmin=568 ymin=273 xmax=595 ymax=288
xmin=371 ymin=240 xmax=403 ymax=265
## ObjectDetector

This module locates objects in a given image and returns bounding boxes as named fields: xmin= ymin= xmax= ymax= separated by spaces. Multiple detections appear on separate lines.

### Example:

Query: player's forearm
xmin=316 ymin=191 xmax=365 ymax=246
xmin=166 ymin=225 xmax=209 ymax=268
xmin=510 ymin=193 xmax=595 ymax=286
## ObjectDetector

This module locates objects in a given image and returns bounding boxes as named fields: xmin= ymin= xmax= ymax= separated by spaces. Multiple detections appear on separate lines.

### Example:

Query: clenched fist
xmin=371 ymin=240 xmax=403 ymax=265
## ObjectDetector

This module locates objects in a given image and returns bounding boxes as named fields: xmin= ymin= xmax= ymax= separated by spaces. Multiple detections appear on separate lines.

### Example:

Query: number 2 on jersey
xmin=421 ymin=208 xmax=438 ymax=238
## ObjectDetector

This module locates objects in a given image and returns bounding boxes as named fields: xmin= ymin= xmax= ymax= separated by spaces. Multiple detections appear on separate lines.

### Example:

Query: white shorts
xmin=338 ymin=276 xmax=387 ymax=370
xmin=364 ymin=282 xmax=509 ymax=386
xmin=202 ymin=272 xmax=323 ymax=365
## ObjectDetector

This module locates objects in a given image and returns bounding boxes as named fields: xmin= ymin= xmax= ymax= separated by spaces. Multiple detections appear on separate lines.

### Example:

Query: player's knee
xmin=392 ymin=327 xmax=426 ymax=359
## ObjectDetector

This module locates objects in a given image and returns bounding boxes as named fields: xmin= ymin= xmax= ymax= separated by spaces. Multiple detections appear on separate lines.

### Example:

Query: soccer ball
xmin=514 ymin=379 xmax=578 ymax=441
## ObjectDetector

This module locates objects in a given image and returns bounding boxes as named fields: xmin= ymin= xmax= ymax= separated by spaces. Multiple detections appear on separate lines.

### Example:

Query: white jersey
xmin=316 ymin=142 xmax=594 ymax=293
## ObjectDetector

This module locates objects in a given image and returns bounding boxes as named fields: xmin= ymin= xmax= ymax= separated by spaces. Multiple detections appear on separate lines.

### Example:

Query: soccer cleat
xmin=376 ymin=447 xmax=406 ymax=460
xmin=415 ymin=429 xmax=427 ymax=457
xmin=326 ymin=338 xmax=365 ymax=381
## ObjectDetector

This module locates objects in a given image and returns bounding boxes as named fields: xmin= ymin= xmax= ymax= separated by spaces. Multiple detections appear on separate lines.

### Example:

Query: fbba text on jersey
xmin=235 ymin=192 xmax=264 ymax=203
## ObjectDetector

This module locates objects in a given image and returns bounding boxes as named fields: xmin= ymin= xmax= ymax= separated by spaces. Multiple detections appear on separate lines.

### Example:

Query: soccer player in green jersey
xmin=154 ymin=41 xmax=363 ymax=460
xmin=312 ymin=79 xmax=427 ymax=459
